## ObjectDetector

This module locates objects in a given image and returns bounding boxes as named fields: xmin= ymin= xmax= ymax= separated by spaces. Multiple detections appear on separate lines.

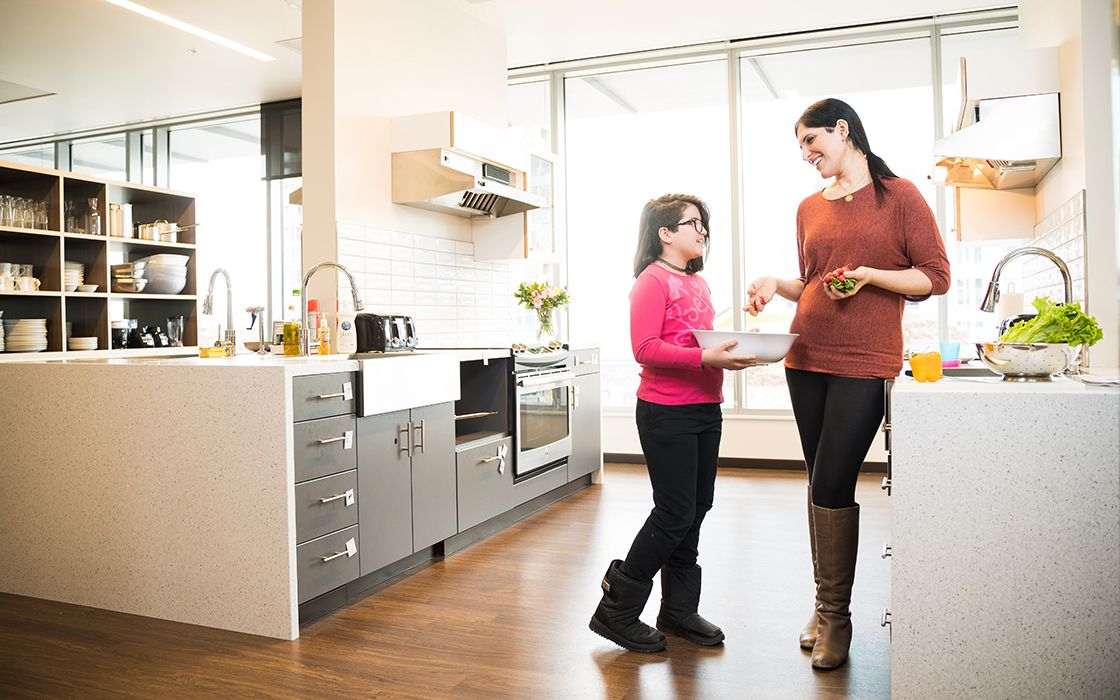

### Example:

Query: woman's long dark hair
xmin=632 ymin=194 xmax=710 ymax=278
xmin=796 ymin=98 xmax=897 ymax=206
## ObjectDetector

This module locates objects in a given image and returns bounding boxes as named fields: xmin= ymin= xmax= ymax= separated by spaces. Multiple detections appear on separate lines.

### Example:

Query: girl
xmin=590 ymin=194 xmax=755 ymax=652
xmin=746 ymin=99 xmax=950 ymax=670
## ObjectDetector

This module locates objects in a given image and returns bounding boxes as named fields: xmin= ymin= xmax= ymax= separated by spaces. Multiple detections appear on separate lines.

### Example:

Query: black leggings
xmin=621 ymin=399 xmax=722 ymax=582
xmin=785 ymin=367 xmax=886 ymax=509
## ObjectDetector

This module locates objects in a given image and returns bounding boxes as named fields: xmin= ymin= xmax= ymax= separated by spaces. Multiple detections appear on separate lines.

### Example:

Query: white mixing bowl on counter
xmin=975 ymin=341 xmax=1079 ymax=381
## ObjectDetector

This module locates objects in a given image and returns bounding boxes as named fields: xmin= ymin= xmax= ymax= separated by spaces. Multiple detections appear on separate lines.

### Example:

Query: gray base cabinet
xmin=357 ymin=402 xmax=456 ymax=577
xmin=456 ymin=437 xmax=513 ymax=531
xmin=569 ymin=349 xmax=602 ymax=481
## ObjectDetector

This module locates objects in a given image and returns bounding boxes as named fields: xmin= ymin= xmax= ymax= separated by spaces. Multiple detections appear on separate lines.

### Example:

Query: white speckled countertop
xmin=893 ymin=369 xmax=1120 ymax=395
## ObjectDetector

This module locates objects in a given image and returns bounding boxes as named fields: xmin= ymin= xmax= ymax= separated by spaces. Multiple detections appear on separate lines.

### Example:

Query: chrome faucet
xmin=203 ymin=268 xmax=235 ymax=354
xmin=980 ymin=246 xmax=1072 ymax=313
xmin=301 ymin=262 xmax=364 ymax=355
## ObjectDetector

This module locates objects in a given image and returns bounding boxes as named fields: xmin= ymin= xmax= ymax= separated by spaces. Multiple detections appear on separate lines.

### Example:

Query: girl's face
xmin=660 ymin=203 xmax=708 ymax=260
xmin=796 ymin=122 xmax=848 ymax=179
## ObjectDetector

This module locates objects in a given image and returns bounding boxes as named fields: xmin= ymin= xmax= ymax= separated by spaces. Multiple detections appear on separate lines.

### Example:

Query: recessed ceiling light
xmin=103 ymin=0 xmax=276 ymax=62
xmin=187 ymin=48 xmax=199 ymax=56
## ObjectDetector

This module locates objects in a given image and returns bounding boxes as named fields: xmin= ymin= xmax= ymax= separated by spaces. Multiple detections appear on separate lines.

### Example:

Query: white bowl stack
xmin=64 ymin=262 xmax=84 ymax=292
xmin=135 ymin=254 xmax=188 ymax=294
xmin=68 ymin=336 xmax=98 ymax=351
xmin=3 ymin=318 xmax=48 ymax=352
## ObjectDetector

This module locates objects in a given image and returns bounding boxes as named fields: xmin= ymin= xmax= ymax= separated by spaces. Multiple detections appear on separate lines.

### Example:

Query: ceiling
xmin=0 ymin=0 xmax=1000 ymax=146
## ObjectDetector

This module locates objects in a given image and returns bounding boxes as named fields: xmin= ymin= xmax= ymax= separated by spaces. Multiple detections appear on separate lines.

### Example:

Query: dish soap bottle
xmin=317 ymin=313 xmax=332 ymax=355
xmin=335 ymin=303 xmax=357 ymax=354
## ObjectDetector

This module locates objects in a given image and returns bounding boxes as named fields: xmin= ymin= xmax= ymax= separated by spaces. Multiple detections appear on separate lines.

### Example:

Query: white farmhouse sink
xmin=357 ymin=353 xmax=460 ymax=416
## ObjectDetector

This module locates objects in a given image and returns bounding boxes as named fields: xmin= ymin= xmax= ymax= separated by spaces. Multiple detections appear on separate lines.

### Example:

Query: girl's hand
xmin=701 ymin=340 xmax=759 ymax=370
xmin=744 ymin=276 xmax=778 ymax=316
xmin=823 ymin=266 xmax=874 ymax=300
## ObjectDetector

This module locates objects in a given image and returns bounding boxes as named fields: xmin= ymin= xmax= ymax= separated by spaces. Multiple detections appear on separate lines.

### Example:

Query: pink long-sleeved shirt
xmin=630 ymin=263 xmax=723 ymax=405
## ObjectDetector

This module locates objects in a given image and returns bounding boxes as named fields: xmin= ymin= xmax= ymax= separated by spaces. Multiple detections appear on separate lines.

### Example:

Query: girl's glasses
xmin=674 ymin=218 xmax=706 ymax=234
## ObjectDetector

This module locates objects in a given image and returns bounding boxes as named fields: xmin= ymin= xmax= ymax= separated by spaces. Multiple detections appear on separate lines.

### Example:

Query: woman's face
xmin=661 ymin=203 xmax=708 ymax=261
xmin=796 ymin=122 xmax=847 ymax=179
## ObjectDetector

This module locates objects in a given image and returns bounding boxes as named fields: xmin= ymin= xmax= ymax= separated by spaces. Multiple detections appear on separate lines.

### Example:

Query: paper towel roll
xmin=997 ymin=291 xmax=1025 ymax=320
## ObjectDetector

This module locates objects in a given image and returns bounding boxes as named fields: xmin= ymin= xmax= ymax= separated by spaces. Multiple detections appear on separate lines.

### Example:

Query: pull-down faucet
xmin=203 ymin=268 xmax=235 ymax=354
xmin=980 ymin=246 xmax=1072 ymax=313
xmin=301 ymin=262 xmax=364 ymax=355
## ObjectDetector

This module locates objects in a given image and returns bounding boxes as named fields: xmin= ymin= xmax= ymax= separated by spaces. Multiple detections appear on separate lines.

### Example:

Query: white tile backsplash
xmin=335 ymin=221 xmax=557 ymax=347
xmin=1027 ymin=190 xmax=1086 ymax=305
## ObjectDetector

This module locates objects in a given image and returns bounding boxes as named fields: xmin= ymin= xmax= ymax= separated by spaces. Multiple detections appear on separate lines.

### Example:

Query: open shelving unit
xmin=0 ymin=160 xmax=198 ymax=360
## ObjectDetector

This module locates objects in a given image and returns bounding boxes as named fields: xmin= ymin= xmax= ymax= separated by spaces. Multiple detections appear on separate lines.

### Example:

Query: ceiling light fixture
xmin=103 ymin=0 xmax=276 ymax=62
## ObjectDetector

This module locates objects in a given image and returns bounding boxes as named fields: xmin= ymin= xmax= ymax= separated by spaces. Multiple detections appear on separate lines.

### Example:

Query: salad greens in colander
xmin=998 ymin=296 xmax=1104 ymax=346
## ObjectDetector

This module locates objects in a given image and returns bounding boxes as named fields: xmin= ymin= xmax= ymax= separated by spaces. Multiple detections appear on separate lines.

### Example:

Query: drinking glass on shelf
xmin=65 ymin=200 xmax=77 ymax=232
xmin=0 ymin=195 xmax=10 ymax=227
xmin=84 ymin=198 xmax=101 ymax=236
xmin=20 ymin=198 xmax=34 ymax=228
xmin=35 ymin=202 xmax=48 ymax=230
xmin=167 ymin=316 xmax=184 ymax=347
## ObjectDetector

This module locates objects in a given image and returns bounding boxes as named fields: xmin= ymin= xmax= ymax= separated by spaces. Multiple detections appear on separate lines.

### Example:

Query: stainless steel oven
xmin=513 ymin=359 xmax=573 ymax=477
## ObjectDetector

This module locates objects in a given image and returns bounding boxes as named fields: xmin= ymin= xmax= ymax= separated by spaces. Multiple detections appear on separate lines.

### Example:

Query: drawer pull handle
xmin=319 ymin=488 xmax=354 ymax=505
xmin=317 ymin=430 xmax=353 ymax=449
xmin=881 ymin=543 xmax=892 ymax=559
xmin=479 ymin=444 xmax=508 ymax=475
xmin=321 ymin=537 xmax=357 ymax=562
xmin=314 ymin=382 xmax=353 ymax=401
xmin=881 ymin=477 xmax=892 ymax=494
xmin=881 ymin=609 xmax=892 ymax=627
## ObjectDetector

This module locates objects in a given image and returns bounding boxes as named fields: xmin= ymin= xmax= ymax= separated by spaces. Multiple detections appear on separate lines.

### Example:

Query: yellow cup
xmin=910 ymin=351 xmax=942 ymax=382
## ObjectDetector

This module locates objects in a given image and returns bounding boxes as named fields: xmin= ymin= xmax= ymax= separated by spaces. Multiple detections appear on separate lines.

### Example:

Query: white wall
xmin=1026 ymin=0 xmax=1120 ymax=367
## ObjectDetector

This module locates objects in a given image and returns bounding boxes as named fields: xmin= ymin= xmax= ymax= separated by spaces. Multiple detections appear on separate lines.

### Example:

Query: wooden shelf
xmin=0 ymin=160 xmax=199 ymax=358
xmin=110 ymin=293 xmax=197 ymax=301
xmin=108 ymin=238 xmax=196 ymax=251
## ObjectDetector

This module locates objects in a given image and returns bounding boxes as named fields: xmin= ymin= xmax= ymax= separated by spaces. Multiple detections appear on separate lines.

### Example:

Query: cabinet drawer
xmin=513 ymin=461 xmax=568 ymax=506
xmin=295 ymin=470 xmax=359 ymax=544
xmin=293 ymin=372 xmax=356 ymax=422
xmin=296 ymin=525 xmax=360 ymax=604
xmin=294 ymin=414 xmax=357 ymax=482
xmin=456 ymin=436 xmax=513 ymax=532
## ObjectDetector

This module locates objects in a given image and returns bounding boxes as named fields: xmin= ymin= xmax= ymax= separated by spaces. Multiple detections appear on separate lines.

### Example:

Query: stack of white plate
xmin=135 ymin=254 xmax=188 ymax=295
xmin=3 ymin=318 xmax=48 ymax=352
xmin=64 ymin=262 xmax=85 ymax=292
xmin=68 ymin=336 xmax=98 ymax=351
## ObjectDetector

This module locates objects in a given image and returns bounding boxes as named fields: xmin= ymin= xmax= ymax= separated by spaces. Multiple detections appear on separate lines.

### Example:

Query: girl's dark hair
xmin=632 ymin=194 xmax=710 ymax=278
xmin=796 ymin=98 xmax=898 ymax=205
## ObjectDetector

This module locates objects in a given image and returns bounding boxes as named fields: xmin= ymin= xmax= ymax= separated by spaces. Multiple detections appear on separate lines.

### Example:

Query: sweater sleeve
xmin=630 ymin=273 xmax=704 ymax=369
xmin=898 ymin=181 xmax=951 ymax=302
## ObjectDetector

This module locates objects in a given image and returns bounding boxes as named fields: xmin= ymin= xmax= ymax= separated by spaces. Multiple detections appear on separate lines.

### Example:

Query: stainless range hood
xmin=933 ymin=59 xmax=1061 ymax=190
xmin=391 ymin=147 xmax=545 ymax=218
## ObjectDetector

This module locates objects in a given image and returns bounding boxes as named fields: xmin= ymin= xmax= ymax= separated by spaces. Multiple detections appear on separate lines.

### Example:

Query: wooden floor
xmin=0 ymin=464 xmax=891 ymax=699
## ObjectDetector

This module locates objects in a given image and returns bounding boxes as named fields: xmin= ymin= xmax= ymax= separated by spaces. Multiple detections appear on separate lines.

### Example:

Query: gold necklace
xmin=657 ymin=257 xmax=689 ymax=273
xmin=833 ymin=176 xmax=871 ymax=202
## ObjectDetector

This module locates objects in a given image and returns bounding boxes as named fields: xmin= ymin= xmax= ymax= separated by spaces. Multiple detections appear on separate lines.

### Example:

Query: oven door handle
xmin=516 ymin=370 xmax=575 ymax=389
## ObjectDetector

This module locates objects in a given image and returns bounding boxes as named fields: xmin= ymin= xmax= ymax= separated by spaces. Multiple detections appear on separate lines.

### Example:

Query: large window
xmin=739 ymin=38 xmax=935 ymax=409
xmin=169 ymin=117 xmax=266 ymax=347
xmin=71 ymin=135 xmax=127 ymax=181
xmin=565 ymin=58 xmax=732 ymax=408
xmin=0 ymin=144 xmax=53 ymax=168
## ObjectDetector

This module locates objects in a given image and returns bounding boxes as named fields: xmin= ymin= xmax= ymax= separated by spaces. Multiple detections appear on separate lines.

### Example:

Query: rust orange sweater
xmin=786 ymin=177 xmax=950 ymax=380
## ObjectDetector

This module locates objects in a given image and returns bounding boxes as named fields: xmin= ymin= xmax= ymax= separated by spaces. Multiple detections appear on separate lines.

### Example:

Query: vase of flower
xmin=515 ymin=281 xmax=569 ymax=344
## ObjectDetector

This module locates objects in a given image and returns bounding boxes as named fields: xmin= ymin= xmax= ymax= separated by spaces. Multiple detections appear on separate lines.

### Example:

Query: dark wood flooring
xmin=0 ymin=464 xmax=891 ymax=699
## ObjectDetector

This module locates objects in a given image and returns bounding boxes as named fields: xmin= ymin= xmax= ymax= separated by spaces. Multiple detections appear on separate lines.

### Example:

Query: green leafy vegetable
xmin=998 ymin=296 xmax=1103 ymax=346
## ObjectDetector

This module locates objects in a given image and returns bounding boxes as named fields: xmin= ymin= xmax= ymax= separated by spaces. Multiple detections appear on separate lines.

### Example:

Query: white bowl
xmin=691 ymin=330 xmax=799 ymax=364
xmin=135 ymin=254 xmax=189 ymax=267
xmin=141 ymin=277 xmax=187 ymax=295
xmin=76 ymin=284 xmax=98 ymax=293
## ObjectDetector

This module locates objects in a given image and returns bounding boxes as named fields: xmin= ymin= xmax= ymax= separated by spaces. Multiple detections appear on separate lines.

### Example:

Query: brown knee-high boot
xmin=810 ymin=503 xmax=859 ymax=670
xmin=800 ymin=486 xmax=820 ymax=650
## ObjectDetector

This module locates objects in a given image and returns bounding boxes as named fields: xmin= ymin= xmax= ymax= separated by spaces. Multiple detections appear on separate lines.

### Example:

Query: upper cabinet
xmin=0 ymin=160 xmax=198 ymax=359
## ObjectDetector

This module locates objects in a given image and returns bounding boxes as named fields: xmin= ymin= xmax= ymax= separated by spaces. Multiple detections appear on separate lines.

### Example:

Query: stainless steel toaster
xmin=355 ymin=313 xmax=417 ymax=352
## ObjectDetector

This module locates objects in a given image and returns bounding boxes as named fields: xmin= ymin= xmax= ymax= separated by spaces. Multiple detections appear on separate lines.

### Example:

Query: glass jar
xmin=283 ymin=321 xmax=302 ymax=356
xmin=84 ymin=198 xmax=101 ymax=236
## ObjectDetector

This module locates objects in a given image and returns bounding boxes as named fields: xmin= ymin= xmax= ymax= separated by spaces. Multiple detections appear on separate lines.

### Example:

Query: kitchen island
xmin=888 ymin=373 xmax=1120 ymax=699
xmin=0 ymin=348 xmax=599 ymax=640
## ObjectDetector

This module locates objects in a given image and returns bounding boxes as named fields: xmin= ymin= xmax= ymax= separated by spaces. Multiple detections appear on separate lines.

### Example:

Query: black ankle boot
xmin=656 ymin=564 xmax=725 ymax=646
xmin=589 ymin=560 xmax=667 ymax=652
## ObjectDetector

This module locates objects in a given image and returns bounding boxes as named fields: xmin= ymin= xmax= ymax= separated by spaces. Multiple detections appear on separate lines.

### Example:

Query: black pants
xmin=622 ymin=399 xmax=722 ymax=582
xmin=785 ymin=367 xmax=886 ymax=509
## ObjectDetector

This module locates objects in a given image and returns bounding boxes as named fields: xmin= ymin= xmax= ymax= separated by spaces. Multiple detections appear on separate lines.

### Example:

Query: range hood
xmin=391 ymin=147 xmax=545 ymax=218
xmin=932 ymin=59 xmax=1061 ymax=190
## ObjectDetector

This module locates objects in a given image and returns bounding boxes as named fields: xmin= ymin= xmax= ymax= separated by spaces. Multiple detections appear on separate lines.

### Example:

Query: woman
xmin=745 ymin=99 xmax=950 ymax=670
xmin=589 ymin=194 xmax=755 ymax=652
